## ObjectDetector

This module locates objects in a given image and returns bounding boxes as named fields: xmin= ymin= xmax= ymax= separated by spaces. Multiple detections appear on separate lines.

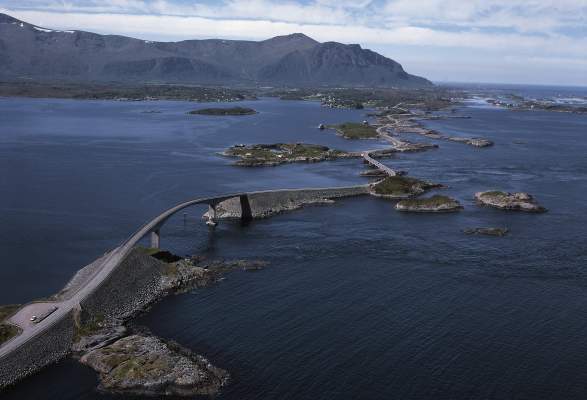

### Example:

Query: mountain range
xmin=0 ymin=13 xmax=431 ymax=88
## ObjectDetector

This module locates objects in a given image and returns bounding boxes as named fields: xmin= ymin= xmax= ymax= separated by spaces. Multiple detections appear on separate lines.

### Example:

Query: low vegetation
xmin=264 ymin=87 xmax=454 ymax=110
xmin=0 ymin=304 xmax=21 ymax=322
xmin=330 ymin=122 xmax=378 ymax=139
xmin=75 ymin=314 xmax=106 ymax=340
xmin=0 ymin=82 xmax=256 ymax=102
xmin=188 ymin=106 xmax=257 ymax=116
xmin=225 ymin=143 xmax=355 ymax=166
xmin=0 ymin=323 xmax=21 ymax=345
xmin=395 ymin=195 xmax=462 ymax=212
xmin=372 ymin=176 xmax=440 ymax=198
xmin=397 ymin=195 xmax=456 ymax=207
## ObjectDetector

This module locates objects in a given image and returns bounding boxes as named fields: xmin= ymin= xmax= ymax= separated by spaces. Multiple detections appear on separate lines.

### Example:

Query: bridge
xmin=0 ymin=148 xmax=400 ymax=387
xmin=0 ymin=182 xmax=377 ymax=361
xmin=362 ymin=151 xmax=398 ymax=177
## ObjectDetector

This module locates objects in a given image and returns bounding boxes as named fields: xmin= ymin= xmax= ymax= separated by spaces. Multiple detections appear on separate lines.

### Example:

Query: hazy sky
xmin=1 ymin=0 xmax=586 ymax=86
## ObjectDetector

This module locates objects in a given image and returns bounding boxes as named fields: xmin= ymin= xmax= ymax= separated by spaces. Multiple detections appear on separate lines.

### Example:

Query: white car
xmin=30 ymin=316 xmax=37 ymax=322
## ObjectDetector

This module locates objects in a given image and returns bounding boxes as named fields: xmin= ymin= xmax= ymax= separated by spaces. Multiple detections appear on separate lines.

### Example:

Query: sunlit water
xmin=1 ymin=89 xmax=587 ymax=399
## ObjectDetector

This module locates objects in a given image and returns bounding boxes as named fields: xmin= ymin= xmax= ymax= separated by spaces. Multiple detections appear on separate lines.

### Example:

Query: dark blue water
xmin=2 ymin=90 xmax=587 ymax=399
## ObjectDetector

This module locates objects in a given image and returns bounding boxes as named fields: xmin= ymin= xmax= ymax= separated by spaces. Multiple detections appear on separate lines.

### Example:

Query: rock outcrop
xmin=475 ymin=191 xmax=547 ymax=212
xmin=80 ymin=334 xmax=228 ymax=397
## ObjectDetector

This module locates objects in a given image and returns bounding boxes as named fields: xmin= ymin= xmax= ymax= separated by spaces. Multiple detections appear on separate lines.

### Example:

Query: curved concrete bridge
xmin=0 ymin=183 xmax=375 ymax=364
xmin=0 ymin=190 xmax=276 ymax=360
xmin=0 ymin=150 xmax=401 ymax=388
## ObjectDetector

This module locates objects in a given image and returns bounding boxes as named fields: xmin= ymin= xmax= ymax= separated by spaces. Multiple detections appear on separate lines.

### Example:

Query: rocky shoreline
xmin=69 ymin=252 xmax=269 ymax=397
xmin=375 ymin=108 xmax=494 ymax=148
xmin=78 ymin=332 xmax=229 ymax=397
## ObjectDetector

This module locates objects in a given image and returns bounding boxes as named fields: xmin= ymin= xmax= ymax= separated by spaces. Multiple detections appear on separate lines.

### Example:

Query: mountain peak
xmin=265 ymin=33 xmax=318 ymax=44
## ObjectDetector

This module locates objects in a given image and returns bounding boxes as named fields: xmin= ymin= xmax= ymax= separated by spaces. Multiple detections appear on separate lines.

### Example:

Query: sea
xmin=1 ymin=84 xmax=587 ymax=399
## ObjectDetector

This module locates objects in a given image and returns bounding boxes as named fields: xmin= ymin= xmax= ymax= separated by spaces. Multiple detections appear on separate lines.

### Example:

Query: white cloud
xmin=1 ymin=0 xmax=586 ymax=85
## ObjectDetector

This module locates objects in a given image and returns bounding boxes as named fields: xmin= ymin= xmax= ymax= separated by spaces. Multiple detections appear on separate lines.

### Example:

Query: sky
xmin=0 ymin=0 xmax=586 ymax=86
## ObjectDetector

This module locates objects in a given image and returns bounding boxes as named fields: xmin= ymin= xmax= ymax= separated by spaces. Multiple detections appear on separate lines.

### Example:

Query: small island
xmin=395 ymin=195 xmax=462 ymax=212
xmin=188 ymin=106 xmax=257 ymax=116
xmin=80 ymin=334 xmax=228 ymax=397
xmin=370 ymin=176 xmax=442 ymax=198
xmin=464 ymin=227 xmax=509 ymax=236
xmin=475 ymin=191 xmax=547 ymax=212
xmin=224 ymin=143 xmax=358 ymax=166
xmin=328 ymin=122 xmax=378 ymax=139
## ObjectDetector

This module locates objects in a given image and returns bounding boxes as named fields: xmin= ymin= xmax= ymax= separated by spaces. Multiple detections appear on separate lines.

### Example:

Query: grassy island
xmin=225 ymin=143 xmax=356 ymax=166
xmin=372 ymin=176 xmax=441 ymax=198
xmin=329 ymin=122 xmax=378 ymax=139
xmin=189 ymin=106 xmax=257 ymax=116
xmin=396 ymin=195 xmax=462 ymax=212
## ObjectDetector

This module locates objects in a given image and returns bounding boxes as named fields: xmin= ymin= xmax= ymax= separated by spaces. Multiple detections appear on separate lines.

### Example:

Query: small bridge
xmin=362 ymin=151 xmax=398 ymax=177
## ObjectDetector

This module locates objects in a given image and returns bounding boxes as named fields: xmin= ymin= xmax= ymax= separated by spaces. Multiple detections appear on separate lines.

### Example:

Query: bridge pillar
xmin=240 ymin=195 xmax=253 ymax=222
xmin=206 ymin=204 xmax=217 ymax=227
xmin=150 ymin=229 xmax=160 ymax=249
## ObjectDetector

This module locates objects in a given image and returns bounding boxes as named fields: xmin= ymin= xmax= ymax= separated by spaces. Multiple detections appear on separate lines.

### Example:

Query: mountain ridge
xmin=0 ymin=13 xmax=432 ymax=88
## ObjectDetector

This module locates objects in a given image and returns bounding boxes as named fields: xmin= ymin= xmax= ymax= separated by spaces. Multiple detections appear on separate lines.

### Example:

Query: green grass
xmin=0 ymin=304 xmax=21 ymax=322
xmin=188 ymin=106 xmax=257 ymax=116
xmin=75 ymin=313 xmax=105 ymax=340
xmin=0 ymin=323 xmax=21 ymax=345
xmin=373 ymin=176 xmax=433 ymax=196
xmin=286 ymin=143 xmax=330 ymax=158
xmin=332 ymin=122 xmax=378 ymax=139
xmin=111 ymin=355 xmax=170 ymax=380
xmin=397 ymin=195 xmax=457 ymax=207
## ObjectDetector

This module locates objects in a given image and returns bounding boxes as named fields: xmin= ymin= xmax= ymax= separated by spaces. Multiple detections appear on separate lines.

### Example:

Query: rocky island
xmin=395 ymin=195 xmax=462 ymax=212
xmin=189 ymin=106 xmax=257 ymax=116
xmin=370 ymin=176 xmax=442 ymax=199
xmin=475 ymin=191 xmax=547 ymax=212
xmin=224 ymin=143 xmax=358 ymax=166
xmin=464 ymin=227 xmax=509 ymax=236
xmin=79 ymin=333 xmax=228 ymax=397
